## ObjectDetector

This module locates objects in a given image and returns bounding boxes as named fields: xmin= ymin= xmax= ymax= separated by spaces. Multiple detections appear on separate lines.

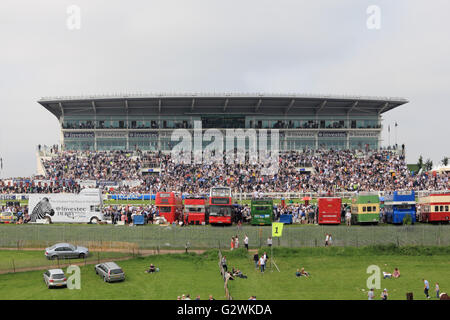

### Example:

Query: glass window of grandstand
xmin=201 ymin=116 xmax=245 ymax=129
xmin=129 ymin=140 xmax=158 ymax=151
xmin=129 ymin=120 xmax=160 ymax=129
xmin=130 ymin=120 xmax=152 ymax=129
xmin=350 ymin=119 xmax=380 ymax=129
xmin=319 ymin=120 xmax=346 ymax=129
xmin=286 ymin=139 xmax=315 ymax=151
xmin=349 ymin=139 xmax=378 ymax=151
xmin=65 ymin=140 xmax=94 ymax=151
xmin=97 ymin=118 xmax=126 ymax=129
xmin=97 ymin=139 xmax=126 ymax=151
xmin=63 ymin=119 xmax=95 ymax=129
xmin=318 ymin=139 xmax=346 ymax=150
xmin=161 ymin=139 xmax=176 ymax=151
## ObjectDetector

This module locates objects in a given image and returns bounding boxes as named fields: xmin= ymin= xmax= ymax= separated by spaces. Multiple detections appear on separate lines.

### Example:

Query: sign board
xmin=28 ymin=189 xmax=103 ymax=224
xmin=272 ymin=222 xmax=284 ymax=237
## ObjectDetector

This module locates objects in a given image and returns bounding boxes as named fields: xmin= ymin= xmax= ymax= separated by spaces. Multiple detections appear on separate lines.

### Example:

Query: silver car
xmin=43 ymin=269 xmax=67 ymax=288
xmin=95 ymin=262 xmax=125 ymax=283
xmin=45 ymin=243 xmax=89 ymax=260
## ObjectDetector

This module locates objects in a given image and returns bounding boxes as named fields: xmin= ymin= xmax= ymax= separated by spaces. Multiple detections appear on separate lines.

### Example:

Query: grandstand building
xmin=38 ymin=93 xmax=408 ymax=152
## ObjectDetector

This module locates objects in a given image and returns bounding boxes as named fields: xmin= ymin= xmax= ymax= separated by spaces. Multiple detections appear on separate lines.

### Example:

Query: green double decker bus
xmin=250 ymin=198 xmax=274 ymax=225
xmin=351 ymin=194 xmax=380 ymax=224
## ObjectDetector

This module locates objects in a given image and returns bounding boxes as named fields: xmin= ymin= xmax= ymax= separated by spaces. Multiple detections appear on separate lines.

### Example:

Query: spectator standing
xmin=368 ymin=288 xmax=375 ymax=300
xmin=253 ymin=253 xmax=259 ymax=269
xmin=424 ymin=279 xmax=430 ymax=299
xmin=221 ymin=256 xmax=228 ymax=272
xmin=325 ymin=233 xmax=330 ymax=246
xmin=259 ymin=256 xmax=266 ymax=273
xmin=435 ymin=283 xmax=440 ymax=299
xmin=345 ymin=210 xmax=352 ymax=226
xmin=267 ymin=236 xmax=272 ymax=247
xmin=381 ymin=289 xmax=388 ymax=300
xmin=244 ymin=235 xmax=249 ymax=250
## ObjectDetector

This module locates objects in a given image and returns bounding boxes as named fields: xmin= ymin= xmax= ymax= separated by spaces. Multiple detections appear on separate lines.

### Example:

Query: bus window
xmin=367 ymin=206 xmax=372 ymax=212
xmin=373 ymin=206 xmax=376 ymax=212
xmin=446 ymin=206 xmax=449 ymax=212
xmin=362 ymin=207 xmax=366 ymax=212
xmin=440 ymin=206 xmax=444 ymax=212
xmin=159 ymin=207 xmax=172 ymax=213
xmin=435 ymin=206 xmax=439 ymax=212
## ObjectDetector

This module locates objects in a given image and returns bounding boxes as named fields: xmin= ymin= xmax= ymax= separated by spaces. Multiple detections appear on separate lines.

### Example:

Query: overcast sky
xmin=0 ymin=0 xmax=449 ymax=178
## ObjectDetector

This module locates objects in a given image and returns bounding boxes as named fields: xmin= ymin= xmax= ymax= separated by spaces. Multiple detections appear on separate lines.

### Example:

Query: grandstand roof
xmin=38 ymin=93 xmax=408 ymax=118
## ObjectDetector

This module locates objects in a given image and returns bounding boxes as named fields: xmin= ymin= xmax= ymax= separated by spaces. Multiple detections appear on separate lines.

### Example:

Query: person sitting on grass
xmin=233 ymin=268 xmax=247 ymax=279
xmin=146 ymin=264 xmax=158 ymax=273
xmin=383 ymin=271 xmax=392 ymax=279
xmin=392 ymin=268 xmax=400 ymax=278
xmin=295 ymin=269 xmax=302 ymax=277
xmin=300 ymin=267 xmax=310 ymax=277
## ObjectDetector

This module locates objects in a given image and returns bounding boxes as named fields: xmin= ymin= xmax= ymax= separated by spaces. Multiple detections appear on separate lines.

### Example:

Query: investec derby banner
xmin=96 ymin=131 xmax=127 ymax=139
xmin=318 ymin=131 xmax=347 ymax=138
xmin=64 ymin=132 xmax=95 ymax=139
xmin=129 ymin=131 xmax=158 ymax=138
xmin=349 ymin=131 xmax=379 ymax=137
xmin=286 ymin=131 xmax=315 ymax=138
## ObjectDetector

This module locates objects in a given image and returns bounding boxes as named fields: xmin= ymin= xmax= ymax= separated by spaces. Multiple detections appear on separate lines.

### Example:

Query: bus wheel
xmin=90 ymin=217 xmax=99 ymax=224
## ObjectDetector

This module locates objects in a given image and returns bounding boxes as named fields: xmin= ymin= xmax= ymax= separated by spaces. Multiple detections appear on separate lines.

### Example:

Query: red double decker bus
xmin=419 ymin=192 xmax=450 ymax=223
xmin=318 ymin=197 xmax=342 ymax=224
xmin=183 ymin=196 xmax=208 ymax=225
xmin=208 ymin=187 xmax=233 ymax=226
xmin=155 ymin=192 xmax=183 ymax=224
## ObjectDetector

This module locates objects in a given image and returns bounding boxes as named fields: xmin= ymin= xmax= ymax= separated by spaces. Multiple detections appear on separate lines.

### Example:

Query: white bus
xmin=28 ymin=188 xmax=104 ymax=224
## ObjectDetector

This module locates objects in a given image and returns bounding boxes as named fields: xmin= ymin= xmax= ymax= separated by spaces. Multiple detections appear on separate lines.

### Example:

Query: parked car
xmin=94 ymin=262 xmax=125 ymax=283
xmin=43 ymin=269 xmax=67 ymax=288
xmin=45 ymin=243 xmax=89 ymax=260
xmin=0 ymin=212 xmax=17 ymax=224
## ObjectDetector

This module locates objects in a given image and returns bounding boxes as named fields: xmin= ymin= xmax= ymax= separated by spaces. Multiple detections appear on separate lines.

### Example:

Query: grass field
xmin=0 ymin=247 xmax=448 ymax=300
xmin=0 ymin=250 xmax=132 ymax=273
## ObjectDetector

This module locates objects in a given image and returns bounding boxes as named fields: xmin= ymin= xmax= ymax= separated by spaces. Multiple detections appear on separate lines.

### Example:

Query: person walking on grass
xmin=221 ymin=256 xmax=228 ymax=273
xmin=435 ymin=283 xmax=440 ymax=299
xmin=253 ymin=252 xmax=259 ymax=269
xmin=423 ymin=279 xmax=430 ymax=299
xmin=259 ymin=255 xmax=266 ymax=273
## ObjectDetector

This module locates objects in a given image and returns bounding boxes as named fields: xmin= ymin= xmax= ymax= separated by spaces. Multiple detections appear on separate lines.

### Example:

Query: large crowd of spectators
xmin=1 ymin=149 xmax=448 ymax=195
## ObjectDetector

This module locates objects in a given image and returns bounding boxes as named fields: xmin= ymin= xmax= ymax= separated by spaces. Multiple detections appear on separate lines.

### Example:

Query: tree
xmin=442 ymin=157 xmax=449 ymax=166
xmin=424 ymin=159 xmax=433 ymax=171
xmin=417 ymin=155 xmax=424 ymax=171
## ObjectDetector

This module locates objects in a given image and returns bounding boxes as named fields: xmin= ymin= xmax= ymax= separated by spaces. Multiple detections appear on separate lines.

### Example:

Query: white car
xmin=43 ymin=269 xmax=67 ymax=288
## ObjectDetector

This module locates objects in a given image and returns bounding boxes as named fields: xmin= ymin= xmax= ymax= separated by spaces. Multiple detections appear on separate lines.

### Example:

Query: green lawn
xmin=0 ymin=250 xmax=131 ymax=273
xmin=0 ymin=248 xmax=448 ymax=300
